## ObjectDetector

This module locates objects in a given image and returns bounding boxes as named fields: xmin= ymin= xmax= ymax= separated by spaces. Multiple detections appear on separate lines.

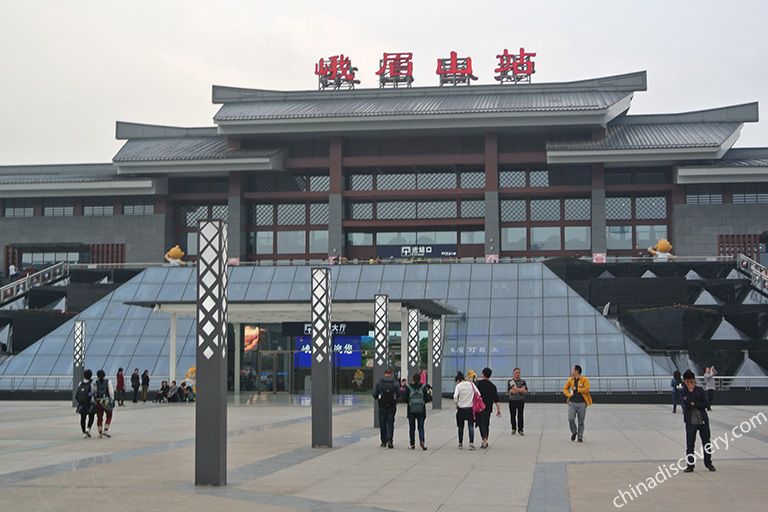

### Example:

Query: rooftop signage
xmin=314 ymin=48 xmax=536 ymax=90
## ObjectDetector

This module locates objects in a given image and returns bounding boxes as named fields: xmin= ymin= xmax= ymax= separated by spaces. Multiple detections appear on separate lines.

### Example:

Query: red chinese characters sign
xmin=314 ymin=48 xmax=536 ymax=89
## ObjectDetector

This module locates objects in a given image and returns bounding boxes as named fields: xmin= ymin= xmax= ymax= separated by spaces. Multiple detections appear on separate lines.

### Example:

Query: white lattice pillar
xmin=406 ymin=308 xmax=420 ymax=381
xmin=372 ymin=294 xmax=389 ymax=428
xmin=429 ymin=316 xmax=444 ymax=409
xmin=72 ymin=320 xmax=85 ymax=406
xmin=311 ymin=267 xmax=332 ymax=448
xmin=195 ymin=219 xmax=229 ymax=486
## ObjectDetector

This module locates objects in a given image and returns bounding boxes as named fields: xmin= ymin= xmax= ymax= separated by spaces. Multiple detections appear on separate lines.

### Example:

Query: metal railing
xmin=0 ymin=262 xmax=69 ymax=306
xmin=485 ymin=375 xmax=768 ymax=394
xmin=2 ymin=374 xmax=767 ymax=393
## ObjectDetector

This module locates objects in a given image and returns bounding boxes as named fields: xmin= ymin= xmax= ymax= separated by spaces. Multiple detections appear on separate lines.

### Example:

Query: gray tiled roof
xmin=678 ymin=147 xmax=768 ymax=168
xmin=214 ymin=90 xmax=631 ymax=122
xmin=547 ymin=123 xmax=740 ymax=151
xmin=113 ymin=137 xmax=282 ymax=162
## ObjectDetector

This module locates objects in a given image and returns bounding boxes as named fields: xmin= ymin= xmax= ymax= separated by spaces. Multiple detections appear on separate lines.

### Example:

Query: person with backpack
xmin=140 ymin=369 xmax=150 ymax=402
xmin=402 ymin=372 xmax=431 ymax=450
xmin=75 ymin=369 xmax=96 ymax=438
xmin=131 ymin=368 xmax=140 ymax=403
xmin=372 ymin=367 xmax=400 ymax=449
xmin=94 ymin=369 xmax=115 ymax=438
xmin=453 ymin=371 xmax=477 ymax=450
xmin=116 ymin=368 xmax=126 ymax=407
xmin=475 ymin=367 xmax=501 ymax=449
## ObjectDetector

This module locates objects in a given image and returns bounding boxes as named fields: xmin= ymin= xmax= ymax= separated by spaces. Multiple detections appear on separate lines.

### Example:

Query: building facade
xmin=1 ymin=71 xmax=767 ymax=271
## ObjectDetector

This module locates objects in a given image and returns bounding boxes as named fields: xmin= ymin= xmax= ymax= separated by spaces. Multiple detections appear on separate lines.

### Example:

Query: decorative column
xmin=484 ymin=133 xmax=500 ymax=259
xmin=429 ymin=317 xmax=444 ymax=409
xmin=372 ymin=294 xmax=389 ymax=428
xmin=591 ymin=163 xmax=607 ymax=253
xmin=169 ymin=312 xmax=177 ymax=384
xmin=311 ymin=267 xmax=332 ymax=448
xmin=406 ymin=308 xmax=420 ymax=380
xmin=72 ymin=320 xmax=85 ymax=406
xmin=195 ymin=220 xmax=229 ymax=487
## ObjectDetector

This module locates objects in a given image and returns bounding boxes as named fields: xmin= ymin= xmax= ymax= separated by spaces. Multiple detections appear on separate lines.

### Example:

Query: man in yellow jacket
xmin=562 ymin=365 xmax=592 ymax=442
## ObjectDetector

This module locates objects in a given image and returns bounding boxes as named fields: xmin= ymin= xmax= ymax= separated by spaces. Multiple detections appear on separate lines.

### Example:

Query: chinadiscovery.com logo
xmin=613 ymin=411 xmax=767 ymax=508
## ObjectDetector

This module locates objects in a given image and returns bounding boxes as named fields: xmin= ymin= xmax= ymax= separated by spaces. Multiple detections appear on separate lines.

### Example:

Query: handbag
xmin=98 ymin=396 xmax=115 ymax=412
xmin=471 ymin=383 xmax=486 ymax=418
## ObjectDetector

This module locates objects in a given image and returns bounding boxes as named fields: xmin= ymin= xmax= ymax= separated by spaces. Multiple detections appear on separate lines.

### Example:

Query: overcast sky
xmin=1 ymin=0 xmax=767 ymax=165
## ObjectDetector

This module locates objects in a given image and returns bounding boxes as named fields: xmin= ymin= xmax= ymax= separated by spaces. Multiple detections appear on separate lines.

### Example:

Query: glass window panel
xmin=379 ymin=281 xmax=403 ymax=297
xmin=491 ymin=281 xmax=516 ymax=298
xmin=271 ymin=267 xmax=297 ymax=282
xmin=530 ymin=199 xmax=561 ymax=221
xmin=156 ymin=283 xmax=185 ymax=301
xmin=626 ymin=354 xmax=654 ymax=375
xmin=426 ymin=265 xmax=450 ymax=280
xmin=416 ymin=232 xmax=436 ymax=244
xmin=467 ymin=299 xmax=491 ymax=317
xmin=128 ymin=356 xmax=159 ymax=376
xmin=499 ymin=170 xmax=526 ymax=188
xmin=447 ymin=281 xmax=470 ymax=299
xmin=276 ymin=231 xmax=306 ymax=254
xmin=337 ymin=265 xmax=362 ymax=282
xmin=309 ymin=175 xmax=330 ymax=192
xmin=266 ymin=282 xmax=292 ymax=300
xmin=564 ymin=198 xmax=591 ymax=220
xmin=26 ymin=355 xmax=58 ymax=375
xmin=569 ymin=354 xmax=598 ymax=375
xmin=606 ymin=226 xmax=632 ymax=250
xmin=635 ymin=196 xmax=667 ymax=219
xmin=422 ymin=280 xmax=447 ymax=298
xmin=448 ymin=299 xmax=469 ymax=314
xmin=469 ymin=280 xmax=492 ymax=299
xmin=356 ymin=281 xmax=382 ymax=299
xmin=466 ymin=317 xmax=490 ymax=335
xmin=486 ymin=356 xmax=516 ymax=375
xmin=518 ymin=317 xmax=543 ymax=335
xmin=36 ymin=336 xmax=68 ymax=355
xmin=516 ymin=355 xmax=543 ymax=377
xmin=349 ymin=203 xmax=373 ymax=220
xmin=346 ymin=232 xmax=373 ymax=246
xmin=377 ymin=232 xmax=416 ymax=245
xmin=543 ymin=335 xmax=569 ymax=355
xmin=530 ymin=227 xmax=560 ymax=251
xmin=569 ymin=316 xmax=596 ymax=334
xmin=518 ymin=264 xmax=542 ymax=279
xmin=517 ymin=299 xmax=542 ymax=317
xmin=489 ymin=316 xmax=516 ymax=337
xmin=111 ymin=336 xmax=139 ymax=355
xmin=417 ymin=201 xmax=456 ymax=219
xmin=517 ymin=336 xmax=543 ymax=356
xmin=598 ymin=355 xmax=627 ymax=375
xmin=543 ymin=316 xmax=569 ymax=335
xmin=529 ymin=170 xmax=549 ymax=187
xmin=449 ymin=264 xmax=471 ymax=281
xmin=491 ymin=299 xmax=517 ymax=317
xmin=382 ymin=265 xmax=406 ymax=281
xmin=544 ymin=355 xmax=571 ymax=376
xmin=435 ymin=231 xmax=458 ymax=244
xmin=277 ymin=204 xmax=306 ymax=225
xmin=377 ymin=173 xmax=416 ymax=190
xmin=418 ymin=172 xmax=456 ymax=189
xmin=568 ymin=298 xmax=596 ymax=316
xmin=606 ymin=197 xmax=632 ymax=220
xmin=185 ymin=232 xmax=198 ymax=256
xmin=636 ymin=225 xmax=667 ymax=251
xmin=309 ymin=230 xmax=328 ymax=253
xmin=349 ymin=174 xmax=373 ymax=191
xmin=401 ymin=281 xmax=426 ymax=299
xmin=132 ymin=284 xmax=162 ymax=302
xmin=358 ymin=265 xmax=383 ymax=282
xmin=470 ymin=264 xmax=492 ymax=281
xmin=543 ymin=298 xmax=568 ymax=316
xmin=460 ymin=171 xmax=485 ymax=189
xmin=518 ymin=280 xmax=543 ymax=298
xmin=564 ymin=226 xmax=591 ymax=250
xmin=501 ymin=227 xmax=526 ymax=251
xmin=143 ymin=319 xmax=169 ymax=336
xmin=95 ymin=319 xmax=123 ymax=336
xmin=88 ymin=337 xmax=116 ymax=355
xmin=460 ymin=231 xmax=484 ymax=244
xmin=597 ymin=335 xmax=625 ymax=354
xmin=404 ymin=265 xmax=428 ymax=282
xmin=460 ymin=200 xmax=485 ymax=218
xmin=500 ymin=200 xmax=526 ymax=222
xmin=685 ymin=184 xmax=722 ymax=205
xmin=309 ymin=203 xmax=329 ymax=225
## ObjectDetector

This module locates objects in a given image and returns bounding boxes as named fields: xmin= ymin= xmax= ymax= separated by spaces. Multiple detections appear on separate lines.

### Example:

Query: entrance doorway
xmin=257 ymin=350 xmax=292 ymax=393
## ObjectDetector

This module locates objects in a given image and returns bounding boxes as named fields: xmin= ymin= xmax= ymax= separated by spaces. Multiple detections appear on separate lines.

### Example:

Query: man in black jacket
xmin=372 ymin=368 xmax=400 ymax=449
xmin=681 ymin=369 xmax=716 ymax=472
xmin=130 ymin=368 xmax=140 ymax=403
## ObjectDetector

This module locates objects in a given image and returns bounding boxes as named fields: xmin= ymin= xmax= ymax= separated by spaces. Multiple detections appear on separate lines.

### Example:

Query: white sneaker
xmin=458 ymin=443 xmax=463 ymax=449
xmin=469 ymin=444 xmax=476 ymax=451
xmin=82 ymin=433 xmax=88 ymax=439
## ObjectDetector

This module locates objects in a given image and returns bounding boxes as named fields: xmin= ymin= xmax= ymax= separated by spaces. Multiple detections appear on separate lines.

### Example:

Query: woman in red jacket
xmin=116 ymin=368 xmax=126 ymax=407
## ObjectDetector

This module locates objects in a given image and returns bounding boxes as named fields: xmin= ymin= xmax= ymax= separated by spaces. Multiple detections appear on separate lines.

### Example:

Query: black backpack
xmin=378 ymin=381 xmax=397 ymax=409
xmin=76 ymin=381 xmax=92 ymax=405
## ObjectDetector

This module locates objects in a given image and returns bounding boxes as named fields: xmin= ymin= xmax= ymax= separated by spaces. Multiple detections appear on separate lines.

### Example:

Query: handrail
xmin=736 ymin=253 xmax=768 ymax=294
xmin=65 ymin=254 xmax=736 ymax=271
xmin=0 ymin=262 xmax=69 ymax=306
xmin=1 ymin=374 xmax=766 ymax=392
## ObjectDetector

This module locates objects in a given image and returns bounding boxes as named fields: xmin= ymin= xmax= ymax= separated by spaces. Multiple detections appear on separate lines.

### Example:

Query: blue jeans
xmin=408 ymin=414 xmax=425 ymax=446
xmin=378 ymin=407 xmax=396 ymax=443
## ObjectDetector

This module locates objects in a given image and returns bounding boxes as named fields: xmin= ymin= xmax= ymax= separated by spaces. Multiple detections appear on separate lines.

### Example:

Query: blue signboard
xmin=294 ymin=335 xmax=362 ymax=368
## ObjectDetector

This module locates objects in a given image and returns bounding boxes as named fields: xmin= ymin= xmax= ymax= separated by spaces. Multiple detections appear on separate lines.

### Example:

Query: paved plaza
xmin=0 ymin=397 xmax=766 ymax=511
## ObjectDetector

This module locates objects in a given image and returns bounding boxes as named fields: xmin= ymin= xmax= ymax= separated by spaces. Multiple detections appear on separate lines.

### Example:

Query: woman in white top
xmin=453 ymin=372 xmax=476 ymax=450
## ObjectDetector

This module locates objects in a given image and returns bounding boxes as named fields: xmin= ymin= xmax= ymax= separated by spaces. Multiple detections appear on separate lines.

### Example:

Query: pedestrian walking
xmin=8 ymin=263 xmax=18 ymax=281
xmin=474 ymin=367 xmax=501 ymax=448
xmin=453 ymin=371 xmax=476 ymax=450
xmin=703 ymin=366 xmax=717 ymax=411
xmin=507 ymin=367 xmax=527 ymax=435
xmin=116 ymin=368 xmax=126 ymax=406
xmin=563 ymin=365 xmax=592 ymax=443
xmin=94 ymin=369 xmax=115 ymax=438
xmin=681 ymin=369 xmax=715 ymax=472
xmin=140 ymin=369 xmax=150 ymax=402
xmin=373 ymin=368 xmax=399 ymax=449
xmin=131 ymin=368 xmax=140 ymax=403
xmin=75 ymin=369 xmax=96 ymax=438
xmin=671 ymin=370 xmax=683 ymax=413
xmin=402 ymin=372 xmax=430 ymax=450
